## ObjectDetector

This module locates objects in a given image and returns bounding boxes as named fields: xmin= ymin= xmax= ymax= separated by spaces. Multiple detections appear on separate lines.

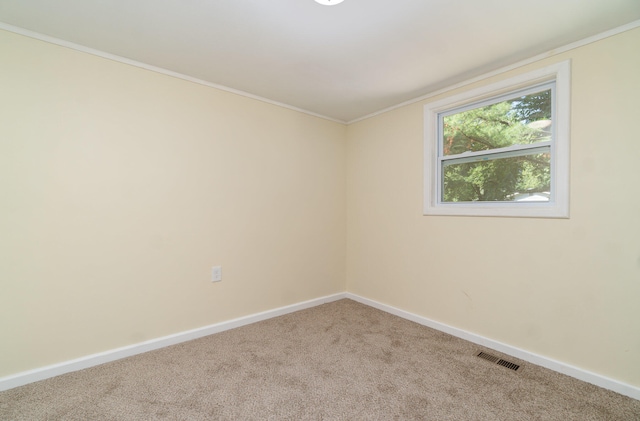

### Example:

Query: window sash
xmin=437 ymin=82 xmax=555 ymax=158
xmin=440 ymin=142 xmax=551 ymax=167
xmin=435 ymin=82 xmax=556 ymax=206
xmin=440 ymin=148 xmax=552 ymax=203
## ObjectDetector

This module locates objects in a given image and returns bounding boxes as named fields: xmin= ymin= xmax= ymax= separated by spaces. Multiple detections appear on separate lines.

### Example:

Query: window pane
xmin=442 ymin=89 xmax=552 ymax=156
xmin=442 ymin=152 xmax=550 ymax=202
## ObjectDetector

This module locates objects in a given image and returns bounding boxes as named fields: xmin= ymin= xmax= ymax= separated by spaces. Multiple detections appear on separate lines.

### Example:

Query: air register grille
xmin=476 ymin=351 xmax=520 ymax=371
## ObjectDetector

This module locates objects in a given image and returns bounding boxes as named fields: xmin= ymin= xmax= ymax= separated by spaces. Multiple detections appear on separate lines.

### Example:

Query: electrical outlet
xmin=211 ymin=266 xmax=222 ymax=282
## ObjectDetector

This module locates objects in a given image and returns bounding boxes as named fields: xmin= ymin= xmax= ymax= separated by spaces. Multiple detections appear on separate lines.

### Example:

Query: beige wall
xmin=347 ymin=27 xmax=640 ymax=387
xmin=0 ymin=30 xmax=346 ymax=377
xmin=2 ymin=24 xmax=639 ymax=390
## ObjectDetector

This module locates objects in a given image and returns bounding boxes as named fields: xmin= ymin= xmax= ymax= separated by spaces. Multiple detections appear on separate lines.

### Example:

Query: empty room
xmin=1 ymin=0 xmax=639 ymax=419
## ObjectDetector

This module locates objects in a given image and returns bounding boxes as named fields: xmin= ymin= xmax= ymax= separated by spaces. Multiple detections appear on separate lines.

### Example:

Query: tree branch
xmin=458 ymin=130 xmax=495 ymax=150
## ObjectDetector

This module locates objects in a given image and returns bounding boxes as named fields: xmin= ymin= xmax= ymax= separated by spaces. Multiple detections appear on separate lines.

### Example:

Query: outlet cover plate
xmin=211 ymin=266 xmax=222 ymax=282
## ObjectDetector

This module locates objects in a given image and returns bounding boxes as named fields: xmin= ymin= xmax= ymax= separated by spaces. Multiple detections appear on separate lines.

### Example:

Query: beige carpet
xmin=1 ymin=299 xmax=639 ymax=420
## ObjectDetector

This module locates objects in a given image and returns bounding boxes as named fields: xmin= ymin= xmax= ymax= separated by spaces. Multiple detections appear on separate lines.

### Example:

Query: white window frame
xmin=424 ymin=60 xmax=571 ymax=218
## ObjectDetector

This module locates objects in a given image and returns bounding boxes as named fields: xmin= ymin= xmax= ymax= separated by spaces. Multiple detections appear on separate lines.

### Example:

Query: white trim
xmin=3 ymin=291 xmax=639 ymax=400
xmin=0 ymin=292 xmax=347 ymax=392
xmin=441 ymin=142 xmax=552 ymax=165
xmin=0 ymin=23 xmax=347 ymax=125
xmin=423 ymin=60 xmax=571 ymax=218
xmin=1 ymin=19 xmax=638 ymax=126
xmin=345 ymin=293 xmax=640 ymax=401
xmin=349 ymin=19 xmax=640 ymax=124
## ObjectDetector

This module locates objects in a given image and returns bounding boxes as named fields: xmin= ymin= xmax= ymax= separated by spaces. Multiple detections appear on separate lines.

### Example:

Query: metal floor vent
xmin=476 ymin=352 xmax=520 ymax=371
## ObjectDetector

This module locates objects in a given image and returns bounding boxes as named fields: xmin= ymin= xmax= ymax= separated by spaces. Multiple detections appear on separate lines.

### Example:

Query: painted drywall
xmin=0 ymin=29 xmax=346 ymax=377
xmin=2 ymin=22 xmax=639 ymax=393
xmin=346 ymin=27 xmax=640 ymax=387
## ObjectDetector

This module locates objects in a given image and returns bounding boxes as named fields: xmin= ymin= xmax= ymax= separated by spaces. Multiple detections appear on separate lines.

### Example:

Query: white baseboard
xmin=345 ymin=293 xmax=640 ymax=401
xmin=0 ymin=292 xmax=347 ymax=392
xmin=3 ymin=291 xmax=638 ymax=401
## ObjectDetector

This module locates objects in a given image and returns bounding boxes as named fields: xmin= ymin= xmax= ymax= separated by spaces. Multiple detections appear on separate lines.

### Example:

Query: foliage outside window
xmin=424 ymin=61 xmax=570 ymax=218
xmin=442 ymin=86 xmax=552 ymax=202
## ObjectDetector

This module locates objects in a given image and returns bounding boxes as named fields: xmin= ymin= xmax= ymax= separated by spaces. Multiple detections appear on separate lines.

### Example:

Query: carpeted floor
xmin=1 ymin=299 xmax=639 ymax=420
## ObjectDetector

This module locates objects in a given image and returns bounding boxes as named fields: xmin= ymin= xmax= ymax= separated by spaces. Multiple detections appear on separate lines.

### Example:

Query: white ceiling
xmin=1 ymin=0 xmax=639 ymax=122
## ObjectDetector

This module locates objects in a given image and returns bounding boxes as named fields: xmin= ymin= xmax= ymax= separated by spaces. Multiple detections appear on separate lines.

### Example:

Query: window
xmin=424 ymin=61 xmax=570 ymax=218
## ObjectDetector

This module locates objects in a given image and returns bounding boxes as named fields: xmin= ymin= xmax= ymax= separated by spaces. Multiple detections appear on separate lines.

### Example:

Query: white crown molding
xmin=0 ymin=22 xmax=347 ymax=125
xmin=1 ymin=19 xmax=638 ymax=126
xmin=345 ymin=293 xmax=640 ymax=401
xmin=0 ymin=293 xmax=347 ymax=392
xmin=349 ymin=19 xmax=640 ymax=124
